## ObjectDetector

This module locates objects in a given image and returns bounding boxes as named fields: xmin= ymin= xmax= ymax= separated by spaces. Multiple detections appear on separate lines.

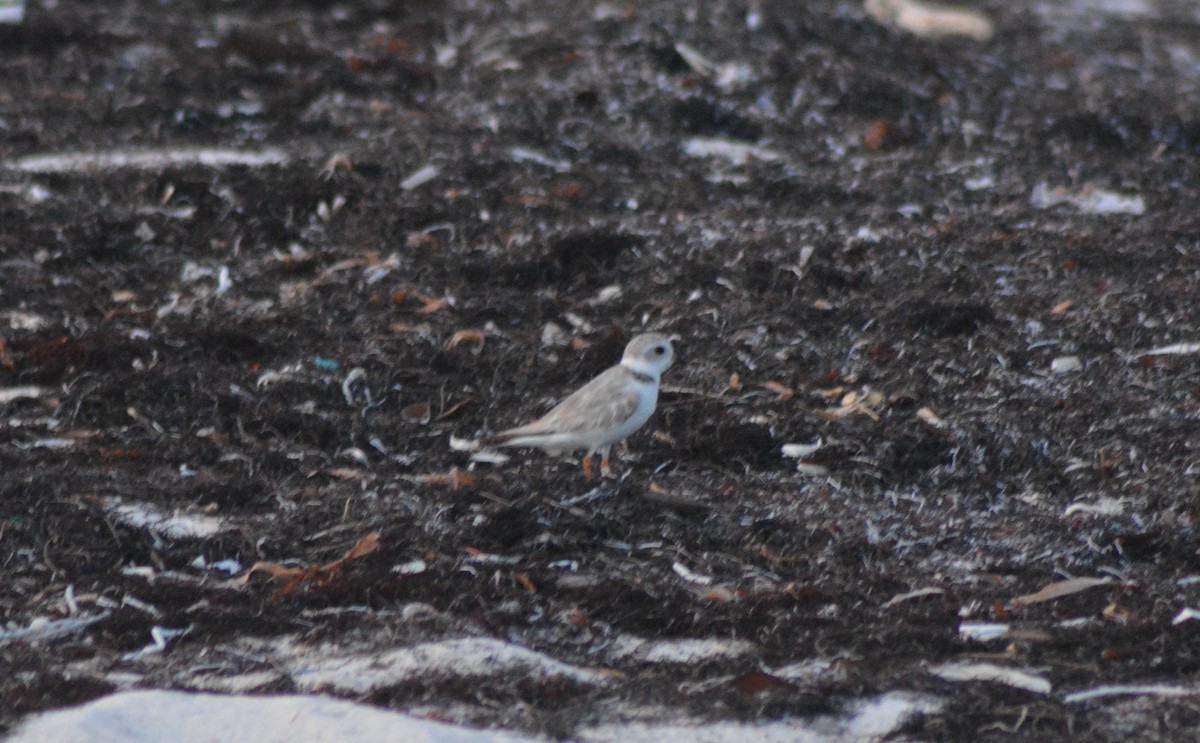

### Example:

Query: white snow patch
xmin=8 ymin=690 xmax=540 ymax=743
xmin=576 ymin=691 xmax=941 ymax=742
xmin=4 ymin=147 xmax=290 ymax=173
xmin=609 ymin=636 xmax=757 ymax=664
xmin=179 ymin=670 xmax=286 ymax=693
xmin=263 ymin=636 xmax=618 ymax=694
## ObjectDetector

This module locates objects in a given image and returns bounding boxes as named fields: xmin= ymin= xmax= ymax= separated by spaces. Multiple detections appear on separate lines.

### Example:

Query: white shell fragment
xmin=1132 ymin=341 xmax=1200 ymax=358
xmin=865 ymin=0 xmax=994 ymax=41
xmin=881 ymin=587 xmax=945 ymax=609
xmin=399 ymin=164 xmax=439 ymax=191
xmin=929 ymin=662 xmax=1052 ymax=694
xmin=1030 ymin=182 xmax=1146 ymax=216
xmin=449 ymin=436 xmax=481 ymax=452
xmin=682 ymin=137 xmax=782 ymax=166
xmin=958 ymin=623 xmax=1010 ymax=642
xmin=1064 ymin=684 xmax=1200 ymax=704
xmin=469 ymin=450 xmax=511 ymax=465
xmin=1049 ymin=355 xmax=1081 ymax=374
xmin=672 ymin=561 xmax=713 ymax=586
xmin=781 ymin=439 xmax=823 ymax=458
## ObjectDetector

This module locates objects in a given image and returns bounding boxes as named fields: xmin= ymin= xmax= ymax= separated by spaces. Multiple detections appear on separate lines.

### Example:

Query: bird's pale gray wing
xmin=494 ymin=367 xmax=637 ymax=437
xmin=543 ymin=387 xmax=640 ymax=434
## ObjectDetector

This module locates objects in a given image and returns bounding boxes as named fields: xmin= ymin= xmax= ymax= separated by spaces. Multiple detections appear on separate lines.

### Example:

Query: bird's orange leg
xmin=599 ymin=448 xmax=612 ymax=478
xmin=582 ymin=454 xmax=595 ymax=480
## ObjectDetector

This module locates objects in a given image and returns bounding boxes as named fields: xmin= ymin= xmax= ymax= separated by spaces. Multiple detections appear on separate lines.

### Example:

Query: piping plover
xmin=486 ymin=333 xmax=675 ymax=478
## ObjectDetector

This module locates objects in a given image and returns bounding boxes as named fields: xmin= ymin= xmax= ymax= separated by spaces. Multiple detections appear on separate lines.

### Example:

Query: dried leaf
xmin=760 ymin=381 xmax=794 ymax=400
xmin=412 ymin=291 xmax=446 ymax=314
xmin=515 ymin=572 xmax=538 ymax=593
xmin=322 ymin=153 xmax=354 ymax=176
xmin=390 ymin=322 xmax=432 ymax=334
xmin=342 ymin=531 xmax=382 ymax=562
xmin=434 ymin=397 xmax=474 ymax=422
xmin=728 ymin=372 xmax=740 ymax=390
xmin=699 ymin=586 xmax=739 ymax=603
xmin=561 ymin=607 xmax=590 ymax=628
xmin=1051 ymin=300 xmax=1072 ymax=315
xmin=415 ymin=467 xmax=477 ymax=489
xmin=863 ymin=120 xmax=892 ymax=151
xmin=244 ymin=531 xmax=381 ymax=601
xmin=446 ymin=328 xmax=485 ymax=352
xmin=1009 ymin=577 xmax=1112 ymax=607
xmin=401 ymin=401 xmax=432 ymax=424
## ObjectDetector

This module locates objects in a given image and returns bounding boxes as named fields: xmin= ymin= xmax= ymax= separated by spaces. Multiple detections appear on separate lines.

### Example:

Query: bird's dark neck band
xmin=629 ymin=369 xmax=656 ymax=384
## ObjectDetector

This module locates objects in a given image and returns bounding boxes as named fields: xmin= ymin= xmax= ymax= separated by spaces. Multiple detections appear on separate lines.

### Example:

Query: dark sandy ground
xmin=4 ymin=0 xmax=1200 ymax=739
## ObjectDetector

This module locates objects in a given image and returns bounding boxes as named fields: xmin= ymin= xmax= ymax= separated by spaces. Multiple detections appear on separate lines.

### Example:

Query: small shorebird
xmin=485 ymin=333 xmax=675 ymax=478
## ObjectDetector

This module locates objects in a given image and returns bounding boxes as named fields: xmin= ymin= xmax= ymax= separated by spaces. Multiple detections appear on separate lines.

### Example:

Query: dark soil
xmin=4 ymin=0 xmax=1200 ymax=739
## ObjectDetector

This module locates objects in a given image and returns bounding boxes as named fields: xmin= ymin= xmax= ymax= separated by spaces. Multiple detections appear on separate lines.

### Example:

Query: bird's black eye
xmin=654 ymin=346 xmax=666 ymax=355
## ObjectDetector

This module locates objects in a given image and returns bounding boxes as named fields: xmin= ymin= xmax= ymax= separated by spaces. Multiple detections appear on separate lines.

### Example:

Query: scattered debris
xmin=818 ymin=389 xmax=884 ymax=421
xmin=122 ymin=626 xmax=192 ymax=661
xmin=0 ymin=613 xmax=109 ymax=646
